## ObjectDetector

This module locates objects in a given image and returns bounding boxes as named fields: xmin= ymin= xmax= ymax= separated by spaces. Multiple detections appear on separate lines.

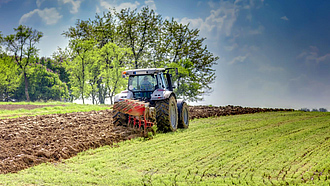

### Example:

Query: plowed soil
xmin=0 ymin=104 xmax=293 ymax=174
xmin=189 ymin=105 xmax=293 ymax=119
xmin=0 ymin=110 xmax=139 ymax=174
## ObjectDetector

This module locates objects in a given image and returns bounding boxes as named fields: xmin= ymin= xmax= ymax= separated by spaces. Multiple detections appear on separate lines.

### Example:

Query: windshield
xmin=128 ymin=75 xmax=157 ymax=91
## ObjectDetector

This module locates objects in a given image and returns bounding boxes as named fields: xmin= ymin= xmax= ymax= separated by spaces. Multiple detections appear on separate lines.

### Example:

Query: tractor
xmin=112 ymin=68 xmax=189 ymax=133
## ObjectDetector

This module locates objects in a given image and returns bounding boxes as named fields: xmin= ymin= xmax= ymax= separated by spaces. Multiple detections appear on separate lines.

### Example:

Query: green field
xmin=0 ymin=102 xmax=111 ymax=119
xmin=0 ymin=111 xmax=330 ymax=185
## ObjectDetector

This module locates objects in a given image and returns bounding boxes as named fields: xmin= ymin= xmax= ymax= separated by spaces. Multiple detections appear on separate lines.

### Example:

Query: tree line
xmin=299 ymin=108 xmax=328 ymax=112
xmin=0 ymin=7 xmax=218 ymax=104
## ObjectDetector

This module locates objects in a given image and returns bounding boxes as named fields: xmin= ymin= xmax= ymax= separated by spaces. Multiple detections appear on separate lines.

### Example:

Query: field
xmin=0 ymin=103 xmax=329 ymax=185
xmin=0 ymin=102 xmax=111 ymax=119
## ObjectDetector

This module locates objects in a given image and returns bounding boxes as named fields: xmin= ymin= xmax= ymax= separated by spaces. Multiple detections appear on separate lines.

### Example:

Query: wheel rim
xmin=170 ymin=102 xmax=176 ymax=129
xmin=183 ymin=107 xmax=189 ymax=126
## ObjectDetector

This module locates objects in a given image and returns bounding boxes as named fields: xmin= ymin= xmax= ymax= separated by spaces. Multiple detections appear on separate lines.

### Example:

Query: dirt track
xmin=0 ymin=104 xmax=293 ymax=174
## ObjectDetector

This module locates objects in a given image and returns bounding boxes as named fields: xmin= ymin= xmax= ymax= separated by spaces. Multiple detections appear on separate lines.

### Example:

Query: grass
xmin=0 ymin=101 xmax=72 ymax=105
xmin=0 ymin=111 xmax=330 ymax=185
xmin=0 ymin=102 xmax=111 ymax=119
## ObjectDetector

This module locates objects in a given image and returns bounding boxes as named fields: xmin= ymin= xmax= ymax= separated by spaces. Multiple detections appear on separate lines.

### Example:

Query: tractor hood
xmin=114 ymin=90 xmax=133 ymax=103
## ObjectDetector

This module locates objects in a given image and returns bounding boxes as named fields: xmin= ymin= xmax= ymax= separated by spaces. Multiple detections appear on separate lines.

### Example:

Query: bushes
xmin=12 ymin=64 xmax=68 ymax=101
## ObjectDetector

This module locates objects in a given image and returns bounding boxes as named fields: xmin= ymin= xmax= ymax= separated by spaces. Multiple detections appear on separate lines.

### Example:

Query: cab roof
xmin=123 ymin=68 xmax=166 ymax=76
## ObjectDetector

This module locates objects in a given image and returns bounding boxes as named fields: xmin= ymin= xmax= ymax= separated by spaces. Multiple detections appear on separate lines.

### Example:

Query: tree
xmin=0 ymin=54 xmax=20 ymax=101
xmin=3 ymin=25 xmax=43 ymax=101
xmin=65 ymin=39 xmax=95 ymax=104
xmin=63 ymin=7 xmax=218 ymax=102
xmin=161 ymin=19 xmax=218 ymax=101
xmin=39 ymin=56 xmax=70 ymax=84
xmin=52 ymin=47 xmax=73 ymax=101
xmin=86 ymin=49 xmax=101 ymax=105
xmin=91 ymin=12 xmax=118 ymax=48
xmin=319 ymin=108 xmax=328 ymax=112
xmin=116 ymin=7 xmax=162 ymax=68
xmin=0 ymin=31 xmax=3 ymax=52
xmin=299 ymin=108 xmax=310 ymax=112
xmin=12 ymin=63 xmax=68 ymax=101
xmin=97 ymin=42 xmax=132 ymax=104
xmin=167 ymin=59 xmax=204 ymax=101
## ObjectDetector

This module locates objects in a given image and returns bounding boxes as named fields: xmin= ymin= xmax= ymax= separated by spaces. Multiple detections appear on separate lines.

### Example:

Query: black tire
xmin=112 ymin=110 xmax=128 ymax=127
xmin=155 ymin=96 xmax=178 ymax=132
xmin=178 ymin=102 xmax=189 ymax=128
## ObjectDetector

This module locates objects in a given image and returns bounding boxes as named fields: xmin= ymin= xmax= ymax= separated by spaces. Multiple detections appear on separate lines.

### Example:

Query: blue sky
xmin=0 ymin=0 xmax=329 ymax=110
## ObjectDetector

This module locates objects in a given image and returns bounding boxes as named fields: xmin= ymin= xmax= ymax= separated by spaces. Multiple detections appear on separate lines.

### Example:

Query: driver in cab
xmin=140 ymin=76 xmax=153 ymax=91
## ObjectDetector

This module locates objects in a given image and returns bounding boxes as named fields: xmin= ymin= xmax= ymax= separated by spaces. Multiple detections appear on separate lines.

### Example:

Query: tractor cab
xmin=128 ymin=74 xmax=158 ymax=99
xmin=121 ymin=68 xmax=175 ymax=101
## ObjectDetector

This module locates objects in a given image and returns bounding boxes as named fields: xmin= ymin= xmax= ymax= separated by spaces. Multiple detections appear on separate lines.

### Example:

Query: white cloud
xmin=297 ymin=46 xmax=330 ymax=64
xmin=99 ymin=0 xmax=111 ymax=9
xmin=257 ymin=63 xmax=284 ymax=73
xmin=280 ymin=16 xmax=289 ymax=21
xmin=249 ymin=25 xmax=264 ymax=35
xmin=117 ymin=1 xmax=140 ymax=10
xmin=224 ymin=43 xmax=238 ymax=51
xmin=178 ymin=1 xmax=236 ymax=40
xmin=100 ymin=0 xmax=140 ymax=11
xmin=229 ymin=53 xmax=250 ymax=65
xmin=317 ymin=53 xmax=330 ymax=62
xmin=144 ymin=0 xmax=156 ymax=10
xmin=59 ymin=0 xmax=82 ymax=14
xmin=19 ymin=8 xmax=62 ymax=25
xmin=96 ymin=5 xmax=101 ymax=13
xmin=178 ymin=0 xmax=265 ymax=40
xmin=20 ymin=9 xmax=39 ymax=25
xmin=36 ymin=0 xmax=45 ymax=8
xmin=180 ymin=17 xmax=214 ymax=32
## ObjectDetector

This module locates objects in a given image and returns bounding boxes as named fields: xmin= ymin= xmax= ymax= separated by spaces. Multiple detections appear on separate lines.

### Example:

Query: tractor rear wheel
xmin=155 ymin=96 xmax=178 ymax=132
xmin=178 ymin=102 xmax=189 ymax=128
xmin=112 ymin=110 xmax=128 ymax=126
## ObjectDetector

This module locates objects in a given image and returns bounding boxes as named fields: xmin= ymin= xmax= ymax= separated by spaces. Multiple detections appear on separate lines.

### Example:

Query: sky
xmin=0 ymin=0 xmax=329 ymax=110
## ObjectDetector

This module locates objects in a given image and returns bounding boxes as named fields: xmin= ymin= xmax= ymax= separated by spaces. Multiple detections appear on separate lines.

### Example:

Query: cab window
xmin=128 ymin=75 xmax=157 ymax=91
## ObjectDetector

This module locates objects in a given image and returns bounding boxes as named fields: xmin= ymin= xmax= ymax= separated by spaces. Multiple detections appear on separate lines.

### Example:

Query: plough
xmin=113 ymin=99 xmax=156 ymax=134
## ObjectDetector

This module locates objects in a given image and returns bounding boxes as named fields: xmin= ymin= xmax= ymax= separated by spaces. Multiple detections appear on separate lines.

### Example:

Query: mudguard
xmin=151 ymin=90 xmax=175 ymax=101
xmin=164 ymin=91 xmax=175 ymax=99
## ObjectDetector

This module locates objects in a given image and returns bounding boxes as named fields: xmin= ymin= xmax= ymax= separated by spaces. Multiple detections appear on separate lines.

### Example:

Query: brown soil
xmin=0 ymin=104 xmax=66 ymax=110
xmin=0 ymin=104 xmax=293 ymax=174
xmin=189 ymin=105 xmax=293 ymax=120
xmin=0 ymin=110 xmax=139 ymax=174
